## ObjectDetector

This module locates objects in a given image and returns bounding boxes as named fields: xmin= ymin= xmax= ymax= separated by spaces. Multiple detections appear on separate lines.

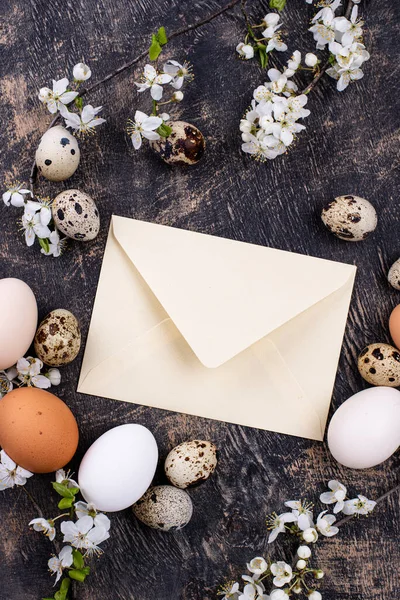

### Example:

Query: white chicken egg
xmin=327 ymin=387 xmax=400 ymax=469
xmin=0 ymin=278 xmax=37 ymax=370
xmin=78 ymin=424 xmax=158 ymax=512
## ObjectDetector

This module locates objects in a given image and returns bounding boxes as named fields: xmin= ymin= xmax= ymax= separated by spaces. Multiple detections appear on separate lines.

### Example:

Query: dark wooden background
xmin=0 ymin=1 xmax=399 ymax=599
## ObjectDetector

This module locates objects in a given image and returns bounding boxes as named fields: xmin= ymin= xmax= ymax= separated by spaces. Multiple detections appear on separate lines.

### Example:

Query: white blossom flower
xmin=236 ymin=43 xmax=255 ymax=60
xmin=302 ymin=527 xmax=318 ymax=543
xmin=246 ymin=557 xmax=268 ymax=576
xmin=261 ymin=14 xmax=288 ymax=52
xmin=16 ymin=357 xmax=51 ymax=388
xmin=342 ymin=495 xmax=376 ymax=516
xmin=25 ymin=197 xmax=52 ymax=227
xmin=267 ymin=511 xmax=298 ymax=543
xmin=163 ymin=60 xmax=193 ymax=89
xmin=135 ymin=64 xmax=172 ymax=100
xmin=47 ymin=368 xmax=61 ymax=385
xmin=309 ymin=592 xmax=322 ymax=600
xmin=48 ymin=546 xmax=73 ymax=584
xmin=285 ymin=51 xmax=301 ymax=77
xmin=309 ymin=1 xmax=341 ymax=49
xmin=0 ymin=450 xmax=33 ymax=490
xmin=326 ymin=58 xmax=364 ymax=91
xmin=270 ymin=590 xmax=287 ymax=600
xmin=316 ymin=511 xmax=339 ymax=537
xmin=285 ymin=500 xmax=314 ymax=530
xmin=38 ymin=78 xmax=78 ymax=114
xmin=241 ymin=575 xmax=267 ymax=599
xmin=218 ymin=581 xmax=240 ymax=599
xmin=74 ymin=501 xmax=111 ymax=531
xmin=3 ymin=183 xmax=32 ymax=208
xmin=60 ymin=104 xmax=106 ymax=134
xmin=297 ymin=545 xmax=312 ymax=559
xmin=29 ymin=517 xmax=56 ymax=540
xmin=270 ymin=562 xmax=293 ymax=587
xmin=320 ymin=480 xmax=347 ymax=513
xmin=305 ymin=52 xmax=318 ymax=67
xmin=127 ymin=110 xmax=162 ymax=150
xmin=73 ymin=62 xmax=92 ymax=82
xmin=21 ymin=213 xmax=51 ymax=247
xmin=56 ymin=469 xmax=79 ymax=488
xmin=334 ymin=6 xmax=363 ymax=46
xmin=40 ymin=229 xmax=67 ymax=258
xmin=61 ymin=515 xmax=110 ymax=555
xmin=0 ymin=370 xmax=14 ymax=399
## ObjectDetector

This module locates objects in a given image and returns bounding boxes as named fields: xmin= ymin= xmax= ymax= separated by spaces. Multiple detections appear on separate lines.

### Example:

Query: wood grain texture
xmin=0 ymin=0 xmax=399 ymax=599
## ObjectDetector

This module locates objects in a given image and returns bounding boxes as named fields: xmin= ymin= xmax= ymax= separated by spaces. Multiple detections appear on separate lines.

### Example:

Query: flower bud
xmin=38 ymin=87 xmax=52 ymax=103
xmin=296 ymin=559 xmax=307 ymax=570
xmin=293 ymin=585 xmax=303 ymax=594
xmin=173 ymin=91 xmax=184 ymax=102
xmin=305 ymin=53 xmax=318 ymax=67
xmin=47 ymin=368 xmax=61 ymax=386
xmin=73 ymin=62 xmax=92 ymax=82
xmin=302 ymin=528 xmax=318 ymax=543
xmin=236 ymin=42 xmax=255 ymax=60
xmin=270 ymin=589 xmax=288 ymax=599
xmin=309 ymin=591 xmax=322 ymax=600
xmin=297 ymin=545 xmax=312 ymax=559
xmin=314 ymin=570 xmax=325 ymax=579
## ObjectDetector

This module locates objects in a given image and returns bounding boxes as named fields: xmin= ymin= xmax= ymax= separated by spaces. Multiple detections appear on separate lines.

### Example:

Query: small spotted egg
xmin=151 ymin=121 xmax=205 ymax=165
xmin=34 ymin=309 xmax=81 ymax=367
xmin=132 ymin=485 xmax=193 ymax=531
xmin=388 ymin=258 xmax=400 ymax=291
xmin=358 ymin=343 xmax=400 ymax=387
xmin=36 ymin=126 xmax=80 ymax=182
xmin=165 ymin=440 xmax=217 ymax=489
xmin=52 ymin=189 xmax=100 ymax=241
xmin=321 ymin=195 xmax=377 ymax=242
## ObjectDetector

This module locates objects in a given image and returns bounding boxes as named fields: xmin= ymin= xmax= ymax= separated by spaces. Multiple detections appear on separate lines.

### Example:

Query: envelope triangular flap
xmin=112 ymin=216 xmax=355 ymax=368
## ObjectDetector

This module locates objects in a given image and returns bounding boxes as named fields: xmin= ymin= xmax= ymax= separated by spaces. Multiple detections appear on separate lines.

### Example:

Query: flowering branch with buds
xmin=218 ymin=479 xmax=399 ymax=600
xmin=127 ymin=27 xmax=194 ymax=150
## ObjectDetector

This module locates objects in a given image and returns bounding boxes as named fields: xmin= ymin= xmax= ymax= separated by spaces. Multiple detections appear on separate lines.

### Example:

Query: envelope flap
xmin=112 ymin=216 xmax=356 ymax=368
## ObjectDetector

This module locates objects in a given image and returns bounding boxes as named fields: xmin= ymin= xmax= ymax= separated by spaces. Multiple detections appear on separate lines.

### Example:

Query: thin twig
xmin=28 ymin=0 xmax=241 ymax=194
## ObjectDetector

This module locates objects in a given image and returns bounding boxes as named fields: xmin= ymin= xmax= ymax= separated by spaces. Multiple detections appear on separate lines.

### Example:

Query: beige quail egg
xmin=321 ymin=195 xmax=377 ymax=241
xmin=36 ymin=126 xmax=80 ymax=182
xmin=34 ymin=309 xmax=81 ymax=366
xmin=358 ymin=343 xmax=400 ymax=386
xmin=52 ymin=189 xmax=100 ymax=241
xmin=132 ymin=485 xmax=193 ymax=531
xmin=388 ymin=258 xmax=400 ymax=291
xmin=165 ymin=440 xmax=217 ymax=489
xmin=151 ymin=121 xmax=205 ymax=165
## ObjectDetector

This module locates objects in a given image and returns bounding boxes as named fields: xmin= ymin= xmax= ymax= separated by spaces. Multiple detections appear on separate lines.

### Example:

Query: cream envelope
xmin=78 ymin=215 xmax=356 ymax=441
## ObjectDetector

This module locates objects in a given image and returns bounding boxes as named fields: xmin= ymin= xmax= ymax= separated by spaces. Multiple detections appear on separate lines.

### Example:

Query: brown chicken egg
xmin=0 ymin=387 xmax=79 ymax=473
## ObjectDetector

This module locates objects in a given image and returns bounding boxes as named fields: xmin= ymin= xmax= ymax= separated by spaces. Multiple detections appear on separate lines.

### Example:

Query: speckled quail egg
xmin=165 ymin=440 xmax=217 ymax=489
xmin=151 ymin=121 xmax=205 ymax=165
xmin=52 ymin=189 xmax=100 ymax=241
xmin=321 ymin=195 xmax=377 ymax=242
xmin=358 ymin=343 xmax=400 ymax=387
xmin=132 ymin=485 xmax=193 ymax=531
xmin=36 ymin=126 xmax=80 ymax=181
xmin=34 ymin=309 xmax=81 ymax=367
xmin=388 ymin=258 xmax=400 ymax=290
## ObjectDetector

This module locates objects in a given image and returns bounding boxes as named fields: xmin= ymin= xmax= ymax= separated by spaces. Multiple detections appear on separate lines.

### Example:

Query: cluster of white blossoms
xmin=240 ymin=52 xmax=311 ymax=161
xmin=39 ymin=63 xmax=106 ymax=134
xmin=29 ymin=470 xmax=111 ymax=593
xmin=0 ymin=356 xmax=60 ymax=401
xmin=218 ymin=480 xmax=376 ymax=600
xmin=236 ymin=12 xmax=287 ymax=62
xmin=129 ymin=60 xmax=193 ymax=150
xmin=309 ymin=1 xmax=369 ymax=91
xmin=0 ymin=450 xmax=33 ymax=491
xmin=2 ymin=182 xmax=66 ymax=256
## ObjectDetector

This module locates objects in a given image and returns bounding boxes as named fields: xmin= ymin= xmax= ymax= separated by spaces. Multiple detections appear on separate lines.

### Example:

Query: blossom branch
xmin=335 ymin=480 xmax=400 ymax=528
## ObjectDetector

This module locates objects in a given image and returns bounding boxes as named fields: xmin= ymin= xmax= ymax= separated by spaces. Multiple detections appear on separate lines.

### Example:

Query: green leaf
xmin=156 ymin=123 xmax=172 ymax=138
xmin=149 ymin=34 xmax=162 ymax=61
xmin=328 ymin=53 xmax=336 ymax=65
xmin=54 ymin=577 xmax=71 ymax=600
xmin=72 ymin=550 xmax=85 ymax=570
xmin=257 ymin=45 xmax=268 ymax=69
xmin=52 ymin=482 xmax=75 ymax=498
xmin=38 ymin=237 xmax=50 ymax=254
xmin=156 ymin=26 xmax=168 ymax=46
xmin=69 ymin=569 xmax=86 ymax=582
xmin=68 ymin=487 xmax=80 ymax=496
xmin=74 ymin=96 xmax=83 ymax=110
xmin=269 ymin=0 xmax=286 ymax=10
xmin=82 ymin=566 xmax=90 ymax=575
xmin=58 ymin=497 xmax=74 ymax=510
